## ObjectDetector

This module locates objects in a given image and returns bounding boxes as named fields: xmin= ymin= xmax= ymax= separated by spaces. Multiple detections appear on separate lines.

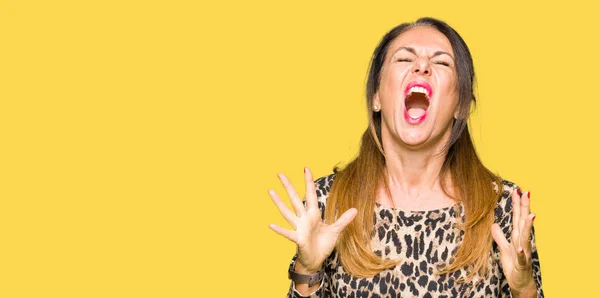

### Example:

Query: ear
xmin=373 ymin=92 xmax=381 ymax=108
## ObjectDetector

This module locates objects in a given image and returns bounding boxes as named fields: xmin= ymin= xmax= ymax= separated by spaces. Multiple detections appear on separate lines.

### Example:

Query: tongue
xmin=407 ymin=107 xmax=426 ymax=118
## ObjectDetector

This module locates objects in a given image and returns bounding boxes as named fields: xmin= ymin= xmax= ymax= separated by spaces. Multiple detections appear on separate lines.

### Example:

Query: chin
xmin=398 ymin=129 xmax=431 ymax=147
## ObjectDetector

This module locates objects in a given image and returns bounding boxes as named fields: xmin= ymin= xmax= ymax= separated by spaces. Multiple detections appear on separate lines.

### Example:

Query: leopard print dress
xmin=287 ymin=174 xmax=543 ymax=297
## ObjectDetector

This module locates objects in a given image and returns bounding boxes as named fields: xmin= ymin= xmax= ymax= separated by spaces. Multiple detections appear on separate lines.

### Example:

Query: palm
xmin=491 ymin=189 xmax=537 ymax=297
xmin=269 ymin=168 xmax=357 ymax=272
xmin=294 ymin=209 xmax=340 ymax=269
xmin=497 ymin=243 xmax=532 ymax=290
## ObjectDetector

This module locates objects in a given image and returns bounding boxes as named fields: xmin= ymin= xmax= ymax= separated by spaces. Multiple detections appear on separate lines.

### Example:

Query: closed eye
xmin=397 ymin=58 xmax=412 ymax=62
xmin=434 ymin=61 xmax=450 ymax=66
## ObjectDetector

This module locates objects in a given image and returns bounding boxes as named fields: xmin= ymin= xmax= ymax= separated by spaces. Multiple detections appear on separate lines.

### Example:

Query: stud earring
xmin=373 ymin=104 xmax=380 ymax=112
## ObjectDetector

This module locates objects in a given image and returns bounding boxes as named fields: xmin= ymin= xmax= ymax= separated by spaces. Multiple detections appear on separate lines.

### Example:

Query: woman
xmin=268 ymin=17 xmax=543 ymax=297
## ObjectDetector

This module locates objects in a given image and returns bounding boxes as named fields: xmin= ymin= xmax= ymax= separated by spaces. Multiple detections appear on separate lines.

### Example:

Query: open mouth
xmin=403 ymin=82 xmax=432 ymax=124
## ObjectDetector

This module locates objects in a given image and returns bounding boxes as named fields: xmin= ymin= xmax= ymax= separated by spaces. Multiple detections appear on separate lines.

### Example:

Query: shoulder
xmin=314 ymin=173 xmax=336 ymax=197
xmin=493 ymin=179 xmax=522 ymax=234
xmin=310 ymin=173 xmax=336 ymax=219
xmin=494 ymin=179 xmax=520 ymax=213
xmin=314 ymin=173 xmax=336 ymax=204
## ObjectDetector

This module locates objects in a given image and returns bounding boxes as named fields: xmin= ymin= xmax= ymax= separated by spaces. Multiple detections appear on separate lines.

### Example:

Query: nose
xmin=412 ymin=58 xmax=431 ymax=75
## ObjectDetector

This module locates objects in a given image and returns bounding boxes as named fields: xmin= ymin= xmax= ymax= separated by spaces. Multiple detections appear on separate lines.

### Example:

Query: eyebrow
xmin=394 ymin=46 xmax=454 ymax=60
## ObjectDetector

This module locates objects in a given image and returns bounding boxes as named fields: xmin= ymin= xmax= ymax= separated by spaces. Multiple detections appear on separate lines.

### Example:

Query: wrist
xmin=288 ymin=257 xmax=324 ymax=288
xmin=293 ymin=259 xmax=322 ymax=275
xmin=511 ymin=280 xmax=537 ymax=298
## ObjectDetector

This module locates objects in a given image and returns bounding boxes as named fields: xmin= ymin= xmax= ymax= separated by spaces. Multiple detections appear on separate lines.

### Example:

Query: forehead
xmin=388 ymin=26 xmax=453 ymax=56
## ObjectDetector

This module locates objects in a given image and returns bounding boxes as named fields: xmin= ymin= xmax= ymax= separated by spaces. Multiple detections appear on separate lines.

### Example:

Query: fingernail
xmin=304 ymin=167 xmax=307 ymax=174
xmin=527 ymin=191 xmax=531 ymax=199
xmin=519 ymin=247 xmax=524 ymax=253
xmin=516 ymin=189 xmax=522 ymax=196
xmin=532 ymin=214 xmax=536 ymax=221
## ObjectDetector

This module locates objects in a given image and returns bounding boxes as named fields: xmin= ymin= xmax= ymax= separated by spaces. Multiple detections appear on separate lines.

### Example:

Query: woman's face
xmin=374 ymin=26 xmax=459 ymax=149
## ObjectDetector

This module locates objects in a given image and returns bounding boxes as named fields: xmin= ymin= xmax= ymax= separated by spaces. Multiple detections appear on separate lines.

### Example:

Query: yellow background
xmin=1 ymin=0 xmax=597 ymax=297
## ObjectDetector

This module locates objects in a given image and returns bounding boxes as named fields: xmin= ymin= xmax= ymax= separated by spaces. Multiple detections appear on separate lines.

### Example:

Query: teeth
xmin=408 ymin=86 xmax=429 ymax=97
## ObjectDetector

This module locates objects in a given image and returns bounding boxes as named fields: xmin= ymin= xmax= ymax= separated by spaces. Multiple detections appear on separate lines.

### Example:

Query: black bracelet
xmin=288 ymin=257 xmax=324 ymax=288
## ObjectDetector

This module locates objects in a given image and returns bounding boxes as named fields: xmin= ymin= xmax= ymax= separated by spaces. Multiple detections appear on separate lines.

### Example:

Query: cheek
xmin=439 ymin=71 xmax=457 ymax=92
xmin=437 ymin=95 xmax=460 ymax=121
xmin=381 ymin=67 xmax=409 ymax=99
xmin=436 ymin=74 xmax=459 ymax=105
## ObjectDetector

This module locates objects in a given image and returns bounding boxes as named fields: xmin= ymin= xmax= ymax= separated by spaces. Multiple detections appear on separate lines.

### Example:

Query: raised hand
xmin=268 ymin=168 xmax=357 ymax=273
xmin=491 ymin=189 xmax=537 ymax=297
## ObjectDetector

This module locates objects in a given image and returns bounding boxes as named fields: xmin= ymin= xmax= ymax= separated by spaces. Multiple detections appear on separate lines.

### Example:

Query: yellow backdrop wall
xmin=1 ymin=0 xmax=597 ymax=296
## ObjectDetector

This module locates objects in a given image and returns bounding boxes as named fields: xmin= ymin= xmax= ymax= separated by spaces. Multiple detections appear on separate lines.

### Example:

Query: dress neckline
xmin=374 ymin=201 xmax=460 ymax=215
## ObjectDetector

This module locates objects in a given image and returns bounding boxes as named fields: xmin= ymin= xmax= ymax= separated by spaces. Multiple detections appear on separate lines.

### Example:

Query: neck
xmin=380 ymin=128 xmax=453 ymax=199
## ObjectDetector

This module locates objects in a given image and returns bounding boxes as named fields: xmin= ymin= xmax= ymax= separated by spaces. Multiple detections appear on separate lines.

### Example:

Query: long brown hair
xmin=324 ymin=17 xmax=503 ymax=279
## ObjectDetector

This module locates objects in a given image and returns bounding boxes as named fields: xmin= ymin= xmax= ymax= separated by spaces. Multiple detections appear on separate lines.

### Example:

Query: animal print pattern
xmin=287 ymin=174 xmax=543 ymax=297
